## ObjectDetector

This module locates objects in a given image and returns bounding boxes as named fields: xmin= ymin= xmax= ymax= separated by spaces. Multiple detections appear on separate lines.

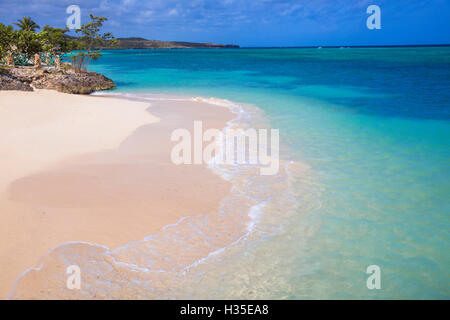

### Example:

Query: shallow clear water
xmin=86 ymin=47 xmax=450 ymax=299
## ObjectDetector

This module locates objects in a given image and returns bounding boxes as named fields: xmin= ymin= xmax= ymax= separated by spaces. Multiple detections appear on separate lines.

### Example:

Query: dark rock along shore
xmin=0 ymin=67 xmax=116 ymax=94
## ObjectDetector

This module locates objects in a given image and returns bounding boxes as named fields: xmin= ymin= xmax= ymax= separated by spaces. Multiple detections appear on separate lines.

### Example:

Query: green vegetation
xmin=0 ymin=14 xmax=116 ymax=71
xmin=0 ymin=24 xmax=15 ymax=60
xmin=13 ymin=17 xmax=40 ymax=32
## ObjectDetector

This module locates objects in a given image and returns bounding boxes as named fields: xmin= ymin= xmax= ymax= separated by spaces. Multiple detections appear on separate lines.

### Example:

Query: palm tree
xmin=13 ymin=17 xmax=40 ymax=32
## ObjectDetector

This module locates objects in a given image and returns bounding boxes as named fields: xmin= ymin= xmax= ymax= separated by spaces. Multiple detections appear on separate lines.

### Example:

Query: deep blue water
xmin=89 ymin=47 xmax=450 ymax=299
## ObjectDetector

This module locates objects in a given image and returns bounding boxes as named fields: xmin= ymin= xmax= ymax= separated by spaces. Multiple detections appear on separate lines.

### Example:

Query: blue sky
xmin=0 ymin=0 xmax=449 ymax=46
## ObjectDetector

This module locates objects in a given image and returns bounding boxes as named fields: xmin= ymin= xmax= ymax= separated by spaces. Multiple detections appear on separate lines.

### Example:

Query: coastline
xmin=0 ymin=90 xmax=243 ymax=299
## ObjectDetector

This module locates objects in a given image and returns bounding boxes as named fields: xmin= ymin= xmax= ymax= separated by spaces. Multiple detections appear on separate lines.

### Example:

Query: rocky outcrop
xmin=0 ymin=69 xmax=33 ymax=91
xmin=0 ymin=66 xmax=115 ymax=94
xmin=32 ymin=70 xmax=116 ymax=94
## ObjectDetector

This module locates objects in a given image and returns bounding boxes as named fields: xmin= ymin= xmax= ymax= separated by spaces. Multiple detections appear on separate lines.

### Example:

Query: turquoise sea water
xmin=88 ymin=47 xmax=450 ymax=299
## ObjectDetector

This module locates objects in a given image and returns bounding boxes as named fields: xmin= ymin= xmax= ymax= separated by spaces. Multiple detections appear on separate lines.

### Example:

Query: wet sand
xmin=0 ymin=90 xmax=233 ymax=299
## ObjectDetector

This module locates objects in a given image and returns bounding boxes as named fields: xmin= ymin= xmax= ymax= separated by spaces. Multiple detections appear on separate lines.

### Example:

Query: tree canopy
xmin=69 ymin=14 xmax=118 ymax=71
xmin=13 ymin=17 xmax=40 ymax=32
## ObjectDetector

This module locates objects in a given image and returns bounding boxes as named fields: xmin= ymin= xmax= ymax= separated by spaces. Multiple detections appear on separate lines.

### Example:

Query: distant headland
xmin=88 ymin=37 xmax=240 ymax=49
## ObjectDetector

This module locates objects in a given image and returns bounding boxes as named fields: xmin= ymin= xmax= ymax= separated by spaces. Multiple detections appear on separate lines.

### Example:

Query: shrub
xmin=69 ymin=14 xmax=117 ymax=72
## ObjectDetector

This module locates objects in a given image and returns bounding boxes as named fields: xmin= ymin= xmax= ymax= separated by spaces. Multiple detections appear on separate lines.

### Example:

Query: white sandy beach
xmin=0 ymin=90 xmax=158 ymax=191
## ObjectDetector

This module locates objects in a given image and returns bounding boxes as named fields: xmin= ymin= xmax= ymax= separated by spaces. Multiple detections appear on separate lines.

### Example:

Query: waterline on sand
xmin=7 ymin=93 xmax=303 ymax=299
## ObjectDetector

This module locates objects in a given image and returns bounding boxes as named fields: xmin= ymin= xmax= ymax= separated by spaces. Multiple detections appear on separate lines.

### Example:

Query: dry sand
xmin=0 ymin=90 xmax=233 ymax=299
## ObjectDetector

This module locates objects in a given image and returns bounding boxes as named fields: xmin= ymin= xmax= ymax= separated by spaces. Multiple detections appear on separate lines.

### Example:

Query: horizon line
xmin=240 ymin=44 xmax=450 ymax=49
xmin=101 ymin=43 xmax=450 ymax=49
